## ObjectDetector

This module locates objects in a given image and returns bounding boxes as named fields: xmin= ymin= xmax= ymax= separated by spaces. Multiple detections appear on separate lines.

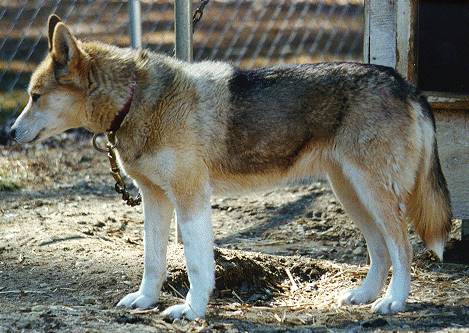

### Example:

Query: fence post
xmin=175 ymin=0 xmax=193 ymax=61
xmin=128 ymin=0 xmax=142 ymax=49
xmin=174 ymin=0 xmax=193 ymax=244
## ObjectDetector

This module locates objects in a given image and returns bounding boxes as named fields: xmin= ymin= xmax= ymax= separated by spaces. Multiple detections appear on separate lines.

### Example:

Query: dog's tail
xmin=407 ymin=96 xmax=452 ymax=260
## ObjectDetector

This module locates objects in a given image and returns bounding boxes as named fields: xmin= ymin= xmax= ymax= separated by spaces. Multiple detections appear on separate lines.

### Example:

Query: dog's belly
xmin=210 ymin=142 xmax=330 ymax=195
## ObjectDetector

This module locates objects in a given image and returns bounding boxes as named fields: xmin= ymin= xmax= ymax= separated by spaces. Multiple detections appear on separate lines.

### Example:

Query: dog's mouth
xmin=29 ymin=129 xmax=45 ymax=143
xmin=16 ymin=129 xmax=44 ymax=144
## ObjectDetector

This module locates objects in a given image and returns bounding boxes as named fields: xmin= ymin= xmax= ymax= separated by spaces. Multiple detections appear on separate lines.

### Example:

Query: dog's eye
xmin=31 ymin=93 xmax=41 ymax=102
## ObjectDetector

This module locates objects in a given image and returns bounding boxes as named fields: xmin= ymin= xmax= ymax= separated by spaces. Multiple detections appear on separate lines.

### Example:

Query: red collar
xmin=107 ymin=80 xmax=137 ymax=133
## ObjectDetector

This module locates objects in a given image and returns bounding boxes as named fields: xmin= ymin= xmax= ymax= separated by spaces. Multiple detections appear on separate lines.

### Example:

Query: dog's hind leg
xmin=117 ymin=182 xmax=173 ymax=309
xmin=341 ymin=161 xmax=412 ymax=314
xmin=327 ymin=165 xmax=391 ymax=306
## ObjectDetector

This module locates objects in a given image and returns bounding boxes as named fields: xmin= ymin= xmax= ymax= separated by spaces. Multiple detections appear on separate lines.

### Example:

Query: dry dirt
xmin=0 ymin=134 xmax=468 ymax=332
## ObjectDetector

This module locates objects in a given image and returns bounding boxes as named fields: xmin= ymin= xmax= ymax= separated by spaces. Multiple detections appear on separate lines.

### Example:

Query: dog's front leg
xmin=162 ymin=184 xmax=214 ymax=320
xmin=117 ymin=183 xmax=173 ymax=309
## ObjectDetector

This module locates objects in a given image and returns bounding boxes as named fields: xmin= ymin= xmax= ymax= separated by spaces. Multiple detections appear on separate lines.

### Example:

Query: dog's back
xmin=202 ymin=62 xmax=421 ymax=176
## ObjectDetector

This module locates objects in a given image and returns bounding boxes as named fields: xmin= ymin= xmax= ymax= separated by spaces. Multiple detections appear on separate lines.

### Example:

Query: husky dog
xmin=10 ymin=15 xmax=452 ymax=319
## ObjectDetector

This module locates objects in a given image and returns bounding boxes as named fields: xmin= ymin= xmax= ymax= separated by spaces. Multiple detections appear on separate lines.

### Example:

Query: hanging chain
xmin=93 ymin=132 xmax=142 ymax=207
xmin=172 ymin=0 xmax=210 ymax=55
xmin=192 ymin=0 xmax=210 ymax=32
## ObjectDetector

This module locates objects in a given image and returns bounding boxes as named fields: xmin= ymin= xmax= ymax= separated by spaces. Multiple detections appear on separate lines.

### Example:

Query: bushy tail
xmin=407 ymin=98 xmax=452 ymax=260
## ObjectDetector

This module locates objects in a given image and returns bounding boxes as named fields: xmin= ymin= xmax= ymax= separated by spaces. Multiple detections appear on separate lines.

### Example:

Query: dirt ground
xmin=0 ymin=134 xmax=468 ymax=332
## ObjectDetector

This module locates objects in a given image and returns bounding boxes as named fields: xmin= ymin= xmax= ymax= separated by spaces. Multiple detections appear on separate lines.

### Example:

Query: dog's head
xmin=10 ymin=15 xmax=89 ymax=143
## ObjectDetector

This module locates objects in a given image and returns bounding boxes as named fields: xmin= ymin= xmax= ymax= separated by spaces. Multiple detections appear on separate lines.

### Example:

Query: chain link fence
xmin=0 ymin=0 xmax=363 ymax=141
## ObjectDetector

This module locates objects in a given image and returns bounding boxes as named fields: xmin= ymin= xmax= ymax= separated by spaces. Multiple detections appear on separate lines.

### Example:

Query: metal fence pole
xmin=174 ymin=0 xmax=193 ymax=243
xmin=175 ymin=0 xmax=193 ymax=61
xmin=128 ymin=0 xmax=142 ymax=48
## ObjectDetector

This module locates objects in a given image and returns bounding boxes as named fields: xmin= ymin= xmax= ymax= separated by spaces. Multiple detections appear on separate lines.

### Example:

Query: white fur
xmin=11 ymin=92 xmax=79 ymax=143
xmin=340 ymin=162 xmax=384 ymax=228
xmin=370 ymin=238 xmax=410 ymax=314
xmin=412 ymin=101 xmax=434 ymax=175
xmin=131 ymin=153 xmax=215 ymax=319
xmin=117 ymin=183 xmax=173 ymax=309
xmin=340 ymin=161 xmax=410 ymax=314
xmin=162 ymin=189 xmax=215 ymax=320
xmin=428 ymin=239 xmax=444 ymax=261
xmin=188 ymin=61 xmax=234 ymax=82
xmin=327 ymin=169 xmax=390 ymax=306
xmin=338 ymin=224 xmax=391 ymax=306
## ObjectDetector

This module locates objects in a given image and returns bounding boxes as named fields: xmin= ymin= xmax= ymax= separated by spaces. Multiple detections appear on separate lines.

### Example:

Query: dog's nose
xmin=9 ymin=128 xmax=16 ymax=139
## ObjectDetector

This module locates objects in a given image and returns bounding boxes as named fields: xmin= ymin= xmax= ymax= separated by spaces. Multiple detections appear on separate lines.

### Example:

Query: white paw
xmin=161 ymin=303 xmax=200 ymax=321
xmin=116 ymin=291 xmax=157 ymax=309
xmin=337 ymin=287 xmax=378 ymax=306
xmin=371 ymin=297 xmax=406 ymax=314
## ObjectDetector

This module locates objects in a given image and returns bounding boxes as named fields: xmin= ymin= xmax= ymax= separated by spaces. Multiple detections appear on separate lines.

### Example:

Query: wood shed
xmin=364 ymin=0 xmax=469 ymax=248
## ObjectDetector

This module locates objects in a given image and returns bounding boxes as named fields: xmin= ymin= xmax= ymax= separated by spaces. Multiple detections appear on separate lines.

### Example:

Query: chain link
xmin=192 ymin=0 xmax=210 ymax=32
xmin=93 ymin=132 xmax=142 ymax=207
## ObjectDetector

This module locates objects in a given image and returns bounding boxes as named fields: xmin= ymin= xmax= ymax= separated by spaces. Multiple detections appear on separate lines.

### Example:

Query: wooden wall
xmin=434 ymin=110 xmax=469 ymax=219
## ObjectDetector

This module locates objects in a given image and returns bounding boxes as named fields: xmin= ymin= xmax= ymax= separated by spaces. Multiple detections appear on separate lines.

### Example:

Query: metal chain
xmin=192 ymin=0 xmax=210 ymax=32
xmin=93 ymin=132 xmax=142 ymax=207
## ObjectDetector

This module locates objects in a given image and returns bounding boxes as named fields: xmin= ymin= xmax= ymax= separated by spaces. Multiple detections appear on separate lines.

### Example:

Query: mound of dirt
xmin=164 ymin=247 xmax=329 ymax=300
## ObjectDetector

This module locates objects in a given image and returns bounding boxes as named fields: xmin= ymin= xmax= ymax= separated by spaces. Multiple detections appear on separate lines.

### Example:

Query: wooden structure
xmin=364 ymin=0 xmax=469 ymax=243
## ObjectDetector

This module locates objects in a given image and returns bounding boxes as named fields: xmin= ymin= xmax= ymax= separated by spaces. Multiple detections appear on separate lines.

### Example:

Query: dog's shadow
xmin=216 ymin=191 xmax=321 ymax=245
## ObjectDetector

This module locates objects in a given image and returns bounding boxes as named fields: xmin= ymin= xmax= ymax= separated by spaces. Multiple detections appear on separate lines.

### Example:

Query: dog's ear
xmin=48 ymin=14 xmax=62 ymax=51
xmin=51 ymin=22 xmax=81 ymax=78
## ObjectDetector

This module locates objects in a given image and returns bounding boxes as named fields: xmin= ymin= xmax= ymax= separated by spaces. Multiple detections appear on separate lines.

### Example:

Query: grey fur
xmin=221 ymin=62 xmax=416 ymax=174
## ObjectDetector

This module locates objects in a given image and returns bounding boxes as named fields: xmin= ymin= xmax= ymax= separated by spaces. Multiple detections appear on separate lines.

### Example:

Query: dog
xmin=10 ymin=15 xmax=452 ymax=320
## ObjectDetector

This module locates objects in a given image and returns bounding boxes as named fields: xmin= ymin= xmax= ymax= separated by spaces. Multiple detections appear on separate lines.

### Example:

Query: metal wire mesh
xmin=193 ymin=0 xmax=363 ymax=67
xmin=0 ymin=0 xmax=363 ymax=135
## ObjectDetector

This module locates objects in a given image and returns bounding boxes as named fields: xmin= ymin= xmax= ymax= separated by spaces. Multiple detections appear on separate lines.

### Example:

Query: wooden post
xmin=363 ymin=0 xmax=396 ymax=68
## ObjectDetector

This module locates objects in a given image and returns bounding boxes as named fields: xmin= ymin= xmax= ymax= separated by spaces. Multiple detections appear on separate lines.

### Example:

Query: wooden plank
xmin=431 ymin=101 xmax=469 ymax=110
xmin=396 ymin=0 xmax=417 ymax=82
xmin=363 ymin=0 xmax=370 ymax=63
xmin=425 ymin=92 xmax=469 ymax=111
xmin=434 ymin=110 xmax=469 ymax=219
xmin=426 ymin=91 xmax=469 ymax=110
xmin=367 ymin=0 xmax=396 ymax=67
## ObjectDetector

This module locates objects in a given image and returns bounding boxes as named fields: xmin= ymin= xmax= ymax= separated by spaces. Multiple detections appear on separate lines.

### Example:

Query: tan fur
xmin=407 ymin=103 xmax=452 ymax=259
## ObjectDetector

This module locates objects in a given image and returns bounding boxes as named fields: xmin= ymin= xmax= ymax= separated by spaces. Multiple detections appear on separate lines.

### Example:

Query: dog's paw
xmin=337 ymin=287 xmax=377 ymax=306
xmin=161 ymin=303 xmax=200 ymax=321
xmin=371 ymin=297 xmax=406 ymax=314
xmin=116 ymin=291 xmax=157 ymax=309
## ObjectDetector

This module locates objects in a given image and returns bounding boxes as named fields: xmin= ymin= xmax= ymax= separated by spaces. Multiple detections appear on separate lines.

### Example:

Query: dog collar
xmin=107 ymin=80 xmax=137 ymax=133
